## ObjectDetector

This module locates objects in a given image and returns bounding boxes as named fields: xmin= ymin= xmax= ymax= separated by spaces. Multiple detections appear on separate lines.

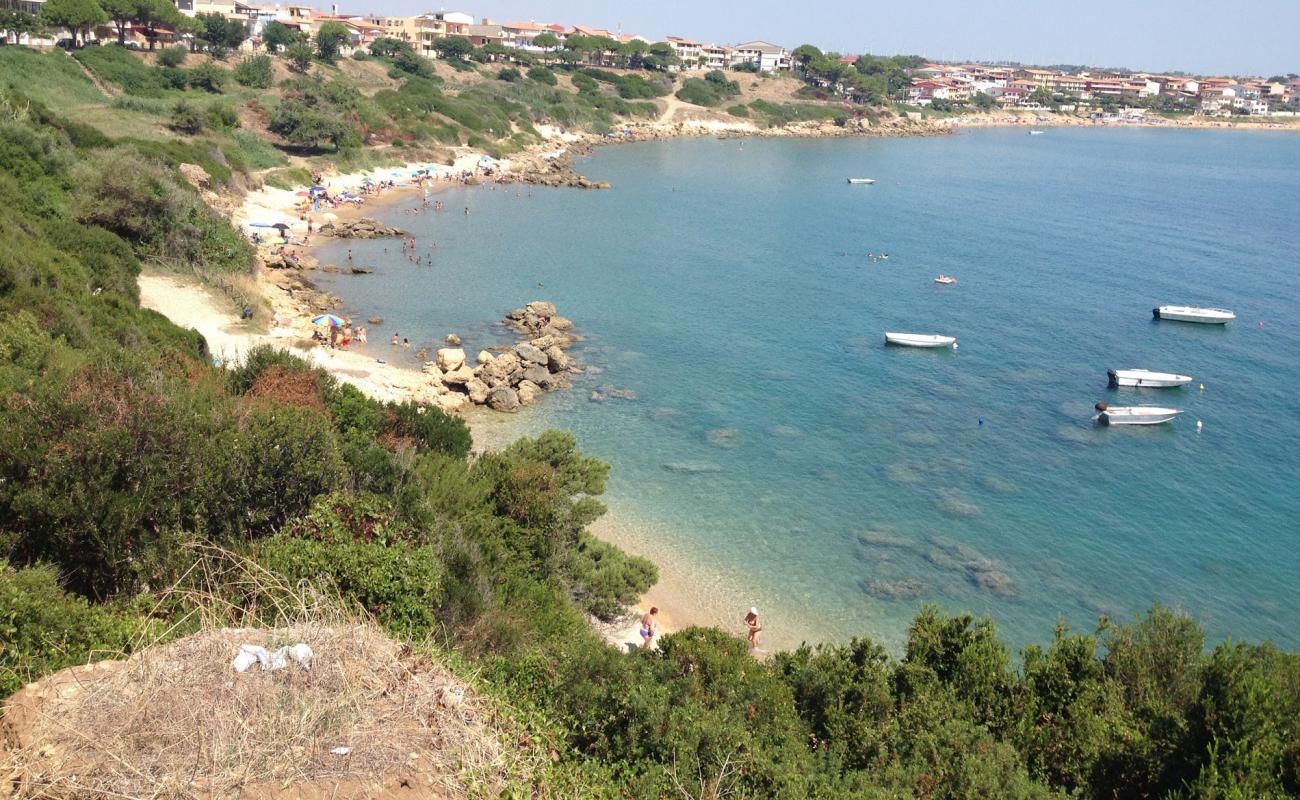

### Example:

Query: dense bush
xmin=186 ymin=62 xmax=227 ymax=92
xmin=675 ymin=76 xmax=737 ymax=107
xmin=168 ymin=99 xmax=203 ymax=133
xmin=157 ymin=45 xmax=187 ymax=68
xmin=497 ymin=67 xmax=521 ymax=82
xmin=527 ymin=66 xmax=556 ymax=86
xmin=0 ymin=564 xmax=154 ymax=697
xmin=232 ymin=54 xmax=274 ymax=88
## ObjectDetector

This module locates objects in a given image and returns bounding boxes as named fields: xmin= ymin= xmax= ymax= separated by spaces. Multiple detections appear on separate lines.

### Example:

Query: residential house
xmin=664 ymin=36 xmax=702 ymax=67
xmin=906 ymin=80 xmax=949 ymax=106
xmin=992 ymin=85 xmax=1031 ymax=106
xmin=500 ymin=21 xmax=565 ymax=51
xmin=729 ymin=40 xmax=789 ymax=72
xmin=1016 ymin=68 xmax=1057 ymax=87
xmin=466 ymin=22 xmax=505 ymax=47
xmin=700 ymin=43 xmax=728 ymax=70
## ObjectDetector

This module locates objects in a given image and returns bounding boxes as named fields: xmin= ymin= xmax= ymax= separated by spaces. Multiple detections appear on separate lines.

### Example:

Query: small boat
xmin=847 ymin=178 xmax=876 ymax=185
xmin=1108 ymin=369 xmax=1193 ymax=388
xmin=1153 ymin=305 xmax=1235 ymax=324
xmin=885 ymin=332 xmax=957 ymax=349
xmin=1094 ymin=403 xmax=1183 ymax=426
xmin=1028 ymin=130 xmax=1045 ymax=135
xmin=934 ymin=275 xmax=957 ymax=285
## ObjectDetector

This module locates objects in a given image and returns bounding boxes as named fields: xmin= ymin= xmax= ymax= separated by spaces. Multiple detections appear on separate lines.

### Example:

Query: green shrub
xmin=158 ymin=45 xmax=187 ymax=68
xmin=186 ymin=62 xmax=227 ymax=93
xmin=254 ymin=533 xmax=441 ymax=639
xmin=205 ymin=101 xmax=240 ymax=130
xmin=727 ymin=103 xmax=749 ymax=117
xmin=527 ymin=66 xmax=556 ymax=86
xmin=497 ymin=67 xmax=521 ymax=82
xmin=0 ymin=563 xmax=154 ymax=697
xmin=232 ymin=55 xmax=274 ymax=88
xmin=168 ymin=99 xmax=204 ymax=133
xmin=351 ymin=49 xmax=370 ymax=61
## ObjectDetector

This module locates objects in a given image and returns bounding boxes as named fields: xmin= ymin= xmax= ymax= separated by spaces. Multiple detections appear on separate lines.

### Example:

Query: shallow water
xmin=315 ymin=128 xmax=1300 ymax=652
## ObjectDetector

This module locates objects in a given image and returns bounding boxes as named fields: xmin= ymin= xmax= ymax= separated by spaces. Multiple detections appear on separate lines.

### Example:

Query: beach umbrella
xmin=311 ymin=314 xmax=346 ymax=328
xmin=321 ymin=212 xmax=338 ymax=221
xmin=271 ymin=222 xmax=290 ymax=230
xmin=295 ymin=191 xmax=310 ymax=197
xmin=309 ymin=186 xmax=327 ymax=195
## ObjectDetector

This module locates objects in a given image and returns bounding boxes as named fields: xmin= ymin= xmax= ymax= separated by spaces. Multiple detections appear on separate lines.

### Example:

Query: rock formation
xmin=419 ymin=302 xmax=581 ymax=414
xmin=317 ymin=218 xmax=407 ymax=239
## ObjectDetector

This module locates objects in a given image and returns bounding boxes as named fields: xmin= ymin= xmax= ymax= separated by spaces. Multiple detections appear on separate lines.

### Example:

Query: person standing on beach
xmin=640 ymin=607 xmax=658 ymax=651
xmin=744 ymin=607 xmax=762 ymax=650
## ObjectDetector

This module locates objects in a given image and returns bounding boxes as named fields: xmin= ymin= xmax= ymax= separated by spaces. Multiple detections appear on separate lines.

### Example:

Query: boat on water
xmin=885 ymin=332 xmax=957 ymax=349
xmin=1108 ymin=369 xmax=1193 ymax=388
xmin=1153 ymin=305 xmax=1235 ymax=324
xmin=847 ymin=178 xmax=876 ymax=185
xmin=934 ymin=275 xmax=957 ymax=285
xmin=1093 ymin=403 xmax=1183 ymax=426
xmin=1029 ymin=130 xmax=1045 ymax=135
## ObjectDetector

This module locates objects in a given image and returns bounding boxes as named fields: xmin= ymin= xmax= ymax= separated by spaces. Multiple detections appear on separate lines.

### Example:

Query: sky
xmin=380 ymin=0 xmax=1300 ymax=77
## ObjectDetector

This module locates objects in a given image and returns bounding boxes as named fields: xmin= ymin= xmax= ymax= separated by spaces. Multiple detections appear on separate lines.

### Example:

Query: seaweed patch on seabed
xmin=884 ymin=463 xmax=925 ymax=485
xmin=705 ymin=428 xmax=741 ymax=448
xmin=860 ymin=577 xmax=929 ymax=600
xmin=934 ymin=488 xmax=982 ymax=517
xmin=899 ymin=430 xmax=942 ymax=446
xmin=924 ymin=535 xmax=1018 ymax=599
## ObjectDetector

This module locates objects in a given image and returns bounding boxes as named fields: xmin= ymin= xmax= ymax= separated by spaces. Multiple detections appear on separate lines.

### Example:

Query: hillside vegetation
xmin=1 ymin=41 xmax=1299 ymax=799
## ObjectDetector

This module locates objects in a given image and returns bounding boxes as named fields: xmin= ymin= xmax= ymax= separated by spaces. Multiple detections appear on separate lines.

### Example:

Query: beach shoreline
xmin=152 ymin=110 xmax=1300 ymax=654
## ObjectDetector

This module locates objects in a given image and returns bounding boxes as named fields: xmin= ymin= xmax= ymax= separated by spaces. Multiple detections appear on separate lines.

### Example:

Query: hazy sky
xmin=381 ymin=0 xmax=1298 ymax=76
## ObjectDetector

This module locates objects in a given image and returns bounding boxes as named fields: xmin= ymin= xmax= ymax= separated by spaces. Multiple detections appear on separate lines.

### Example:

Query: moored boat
xmin=934 ymin=275 xmax=957 ymax=285
xmin=1107 ymin=369 xmax=1193 ymax=388
xmin=847 ymin=178 xmax=876 ymax=184
xmin=885 ymin=332 xmax=957 ymax=348
xmin=1152 ymin=305 xmax=1235 ymax=324
xmin=1029 ymin=130 xmax=1045 ymax=135
xmin=1093 ymin=403 xmax=1183 ymax=425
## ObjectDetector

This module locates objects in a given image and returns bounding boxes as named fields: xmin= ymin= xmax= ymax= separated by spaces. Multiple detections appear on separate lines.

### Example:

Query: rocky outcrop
xmin=499 ymin=149 xmax=610 ymax=190
xmin=419 ymin=302 xmax=581 ymax=414
xmin=317 ymin=218 xmax=407 ymax=239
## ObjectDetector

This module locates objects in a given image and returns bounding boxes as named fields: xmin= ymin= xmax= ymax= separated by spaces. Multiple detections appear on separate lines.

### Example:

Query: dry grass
xmin=243 ymin=364 xmax=329 ymax=413
xmin=1 ymin=548 xmax=530 ymax=799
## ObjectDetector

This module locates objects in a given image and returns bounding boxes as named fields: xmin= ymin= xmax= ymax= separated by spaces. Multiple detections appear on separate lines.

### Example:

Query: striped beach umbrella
xmin=311 ymin=314 xmax=346 ymax=328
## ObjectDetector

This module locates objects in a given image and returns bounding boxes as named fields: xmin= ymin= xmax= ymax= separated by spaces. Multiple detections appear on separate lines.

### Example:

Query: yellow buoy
xmin=1199 ymin=383 xmax=1205 ymax=392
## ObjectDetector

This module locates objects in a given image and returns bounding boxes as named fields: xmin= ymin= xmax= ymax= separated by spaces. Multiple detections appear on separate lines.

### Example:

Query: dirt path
xmin=62 ymin=48 xmax=120 ymax=98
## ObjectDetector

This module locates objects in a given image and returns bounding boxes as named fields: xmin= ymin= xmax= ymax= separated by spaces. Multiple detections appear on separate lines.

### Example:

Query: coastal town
xmin=4 ymin=0 xmax=1299 ymax=117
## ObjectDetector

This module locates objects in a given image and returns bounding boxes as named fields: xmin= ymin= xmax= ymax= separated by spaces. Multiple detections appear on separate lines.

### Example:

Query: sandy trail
xmin=138 ymin=274 xmax=271 ymax=364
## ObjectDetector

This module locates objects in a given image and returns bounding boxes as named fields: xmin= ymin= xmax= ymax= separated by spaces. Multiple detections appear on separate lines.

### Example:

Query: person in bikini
xmin=640 ymin=607 xmax=659 ymax=650
xmin=744 ymin=607 xmax=762 ymax=650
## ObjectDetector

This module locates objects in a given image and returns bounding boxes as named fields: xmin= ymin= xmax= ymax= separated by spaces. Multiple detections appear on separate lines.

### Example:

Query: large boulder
xmin=544 ymin=346 xmax=572 ymax=372
xmin=434 ymin=392 xmax=470 ymax=413
xmin=475 ymin=350 xmax=495 ymax=365
xmin=521 ymin=365 xmax=554 ymax=389
xmin=442 ymin=365 xmax=475 ymax=385
xmin=435 ymin=348 xmax=466 ymax=371
xmin=548 ymin=315 xmax=574 ymax=331
xmin=487 ymin=386 xmax=520 ymax=412
xmin=513 ymin=343 xmax=548 ymax=366
xmin=525 ymin=300 xmax=557 ymax=317
xmin=516 ymin=380 xmax=542 ymax=406
xmin=465 ymin=378 xmax=491 ymax=405
xmin=444 ymin=333 xmax=462 ymax=346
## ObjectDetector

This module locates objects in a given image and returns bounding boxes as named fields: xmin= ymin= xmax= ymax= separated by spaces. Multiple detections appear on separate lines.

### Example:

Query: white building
xmin=729 ymin=40 xmax=790 ymax=72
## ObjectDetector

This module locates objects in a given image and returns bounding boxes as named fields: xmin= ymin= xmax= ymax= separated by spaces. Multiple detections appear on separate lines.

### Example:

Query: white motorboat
xmin=1028 ymin=130 xmax=1045 ymax=135
xmin=885 ymin=332 xmax=957 ymax=348
xmin=1152 ymin=305 xmax=1235 ymax=324
xmin=1093 ymin=403 xmax=1183 ymax=425
xmin=847 ymin=178 xmax=876 ymax=184
xmin=1107 ymin=369 xmax=1193 ymax=388
xmin=934 ymin=275 xmax=957 ymax=285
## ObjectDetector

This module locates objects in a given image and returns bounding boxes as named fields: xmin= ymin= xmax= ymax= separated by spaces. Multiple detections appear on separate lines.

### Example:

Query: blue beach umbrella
xmin=311 ymin=314 xmax=346 ymax=328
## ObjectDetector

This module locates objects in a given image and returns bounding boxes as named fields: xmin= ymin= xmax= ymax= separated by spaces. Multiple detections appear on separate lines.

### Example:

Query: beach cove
xmin=297 ymin=127 xmax=1300 ymax=654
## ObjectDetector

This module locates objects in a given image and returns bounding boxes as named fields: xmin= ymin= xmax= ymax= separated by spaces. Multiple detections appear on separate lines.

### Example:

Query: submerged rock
xmin=862 ymin=578 xmax=928 ymax=600
xmin=663 ymin=461 xmax=724 ymax=474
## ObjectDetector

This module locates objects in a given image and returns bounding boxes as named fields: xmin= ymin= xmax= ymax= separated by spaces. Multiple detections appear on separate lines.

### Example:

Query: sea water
xmin=314 ymin=128 xmax=1300 ymax=652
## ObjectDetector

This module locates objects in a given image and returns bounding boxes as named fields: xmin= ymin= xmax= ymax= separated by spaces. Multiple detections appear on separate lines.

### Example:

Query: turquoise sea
xmin=314 ymin=127 xmax=1300 ymax=652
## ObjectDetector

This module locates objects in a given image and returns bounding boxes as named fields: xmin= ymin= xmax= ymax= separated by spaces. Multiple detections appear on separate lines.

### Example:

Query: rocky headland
xmin=415 ymin=301 xmax=581 ymax=414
